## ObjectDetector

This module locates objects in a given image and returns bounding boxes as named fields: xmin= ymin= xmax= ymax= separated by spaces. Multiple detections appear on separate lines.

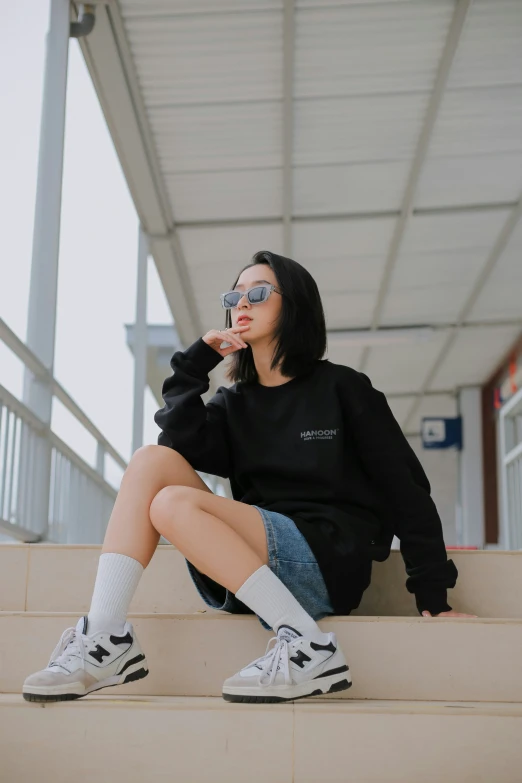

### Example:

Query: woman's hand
xmin=422 ymin=610 xmax=478 ymax=618
xmin=202 ymin=325 xmax=251 ymax=358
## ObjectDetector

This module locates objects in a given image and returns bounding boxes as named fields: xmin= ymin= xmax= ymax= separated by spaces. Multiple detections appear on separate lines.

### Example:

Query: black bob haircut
xmin=223 ymin=250 xmax=327 ymax=385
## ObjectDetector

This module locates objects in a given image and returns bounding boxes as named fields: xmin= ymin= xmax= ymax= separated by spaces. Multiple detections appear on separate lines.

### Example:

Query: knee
xmin=124 ymin=444 xmax=185 ymax=481
xmin=149 ymin=485 xmax=198 ymax=531
xmin=128 ymin=444 xmax=174 ymax=468
xmin=121 ymin=445 xmax=161 ymax=486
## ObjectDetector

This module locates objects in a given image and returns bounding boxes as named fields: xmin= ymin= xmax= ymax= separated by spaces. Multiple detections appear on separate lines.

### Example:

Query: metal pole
xmin=132 ymin=226 xmax=148 ymax=453
xmin=96 ymin=441 xmax=105 ymax=477
xmin=458 ymin=387 xmax=485 ymax=548
xmin=22 ymin=0 xmax=70 ymax=539
xmin=282 ymin=0 xmax=295 ymax=258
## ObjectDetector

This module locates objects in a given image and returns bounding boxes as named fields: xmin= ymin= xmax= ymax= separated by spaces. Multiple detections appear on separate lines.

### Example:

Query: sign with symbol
xmin=421 ymin=417 xmax=462 ymax=450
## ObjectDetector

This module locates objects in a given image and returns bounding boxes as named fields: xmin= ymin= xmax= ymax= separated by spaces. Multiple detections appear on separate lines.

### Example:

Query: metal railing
xmin=0 ymin=316 xmax=126 ymax=543
xmin=0 ymin=316 xmax=228 ymax=544
xmin=499 ymin=385 xmax=522 ymax=549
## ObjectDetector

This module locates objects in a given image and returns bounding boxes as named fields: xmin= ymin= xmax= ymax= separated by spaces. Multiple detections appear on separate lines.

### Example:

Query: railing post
xmin=22 ymin=0 xmax=70 ymax=539
xmin=132 ymin=226 xmax=149 ymax=454
xmin=96 ymin=442 xmax=106 ymax=477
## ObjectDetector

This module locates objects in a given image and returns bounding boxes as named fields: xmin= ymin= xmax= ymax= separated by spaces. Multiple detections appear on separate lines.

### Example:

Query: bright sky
xmin=1 ymin=2 xmax=172 ymax=481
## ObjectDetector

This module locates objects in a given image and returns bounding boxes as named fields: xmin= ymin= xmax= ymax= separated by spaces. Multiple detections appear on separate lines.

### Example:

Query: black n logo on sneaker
xmin=89 ymin=645 xmax=111 ymax=663
xmin=290 ymin=649 xmax=312 ymax=669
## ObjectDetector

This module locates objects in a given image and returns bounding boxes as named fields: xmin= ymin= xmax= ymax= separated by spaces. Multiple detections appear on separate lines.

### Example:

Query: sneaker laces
xmin=250 ymin=635 xmax=294 ymax=687
xmin=47 ymin=626 xmax=87 ymax=673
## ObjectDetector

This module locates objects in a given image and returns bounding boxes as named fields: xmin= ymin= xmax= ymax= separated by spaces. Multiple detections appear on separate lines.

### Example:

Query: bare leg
xmin=23 ymin=447 xmax=332 ymax=704
xmin=100 ymin=446 xmax=324 ymax=642
xmin=102 ymin=445 xmax=269 ymax=591
xmin=149 ymin=484 xmax=270 ymax=593
xmin=147 ymin=481 xmax=330 ymax=643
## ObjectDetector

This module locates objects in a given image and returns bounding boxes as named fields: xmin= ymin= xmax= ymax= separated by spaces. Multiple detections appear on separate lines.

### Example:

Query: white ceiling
xmin=81 ymin=0 xmax=522 ymax=434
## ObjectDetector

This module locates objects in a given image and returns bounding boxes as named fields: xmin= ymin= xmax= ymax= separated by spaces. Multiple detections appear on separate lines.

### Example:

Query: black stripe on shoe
xmin=117 ymin=654 xmax=146 ymax=676
xmin=313 ymin=664 xmax=349 ymax=679
xmin=123 ymin=667 xmax=149 ymax=685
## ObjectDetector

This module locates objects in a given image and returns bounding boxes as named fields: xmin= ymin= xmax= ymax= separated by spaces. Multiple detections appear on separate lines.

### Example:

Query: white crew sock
xmin=87 ymin=553 xmax=144 ymax=636
xmin=235 ymin=564 xmax=330 ymax=644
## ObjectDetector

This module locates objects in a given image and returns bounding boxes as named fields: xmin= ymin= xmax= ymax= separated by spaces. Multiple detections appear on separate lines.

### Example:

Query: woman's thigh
xmin=164 ymin=486 xmax=270 ymax=565
xmin=185 ymin=505 xmax=334 ymax=632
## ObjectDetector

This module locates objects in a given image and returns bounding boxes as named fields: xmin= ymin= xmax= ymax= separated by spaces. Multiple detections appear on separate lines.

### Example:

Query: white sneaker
xmin=222 ymin=624 xmax=352 ymax=703
xmin=23 ymin=616 xmax=148 ymax=702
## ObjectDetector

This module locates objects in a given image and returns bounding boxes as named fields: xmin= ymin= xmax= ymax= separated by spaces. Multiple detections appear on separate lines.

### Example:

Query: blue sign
xmin=421 ymin=416 xmax=462 ymax=450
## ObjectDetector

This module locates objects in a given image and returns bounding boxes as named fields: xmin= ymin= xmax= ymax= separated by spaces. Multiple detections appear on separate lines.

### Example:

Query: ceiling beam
xmin=169 ymin=201 xmax=517 ymax=230
xmin=403 ymin=194 xmax=522 ymax=432
xmin=282 ymin=0 xmax=296 ymax=256
xmin=386 ymin=390 xmax=456 ymax=400
xmin=358 ymin=0 xmax=473 ymax=373
xmin=328 ymin=319 xmax=522 ymax=335
xmin=75 ymin=3 xmax=203 ymax=352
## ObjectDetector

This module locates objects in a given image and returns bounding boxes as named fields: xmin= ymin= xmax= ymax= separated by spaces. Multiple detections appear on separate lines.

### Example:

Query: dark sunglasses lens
xmin=248 ymin=286 xmax=268 ymax=304
xmin=223 ymin=292 xmax=240 ymax=308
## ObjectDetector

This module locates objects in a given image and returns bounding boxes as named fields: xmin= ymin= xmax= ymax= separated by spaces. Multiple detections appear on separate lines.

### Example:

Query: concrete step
xmin=0 ymin=544 xmax=207 ymax=614
xmin=1 ymin=693 xmax=522 ymax=782
xmin=2 ymin=611 xmax=521 ymax=703
xmin=1 ymin=543 xmax=521 ymax=617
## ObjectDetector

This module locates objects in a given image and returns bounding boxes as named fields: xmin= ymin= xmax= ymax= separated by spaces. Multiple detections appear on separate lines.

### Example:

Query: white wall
xmin=407 ymin=435 xmax=459 ymax=546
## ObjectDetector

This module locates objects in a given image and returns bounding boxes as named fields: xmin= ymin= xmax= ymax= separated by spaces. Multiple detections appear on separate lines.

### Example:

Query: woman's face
xmin=231 ymin=264 xmax=282 ymax=343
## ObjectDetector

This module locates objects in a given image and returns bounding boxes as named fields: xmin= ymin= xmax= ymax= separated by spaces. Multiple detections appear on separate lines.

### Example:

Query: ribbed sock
xmin=87 ymin=553 xmax=144 ymax=636
xmin=235 ymin=564 xmax=330 ymax=644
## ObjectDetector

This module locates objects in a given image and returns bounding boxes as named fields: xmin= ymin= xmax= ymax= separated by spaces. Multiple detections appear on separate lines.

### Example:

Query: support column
xmin=458 ymin=387 xmax=485 ymax=547
xmin=132 ymin=226 xmax=148 ymax=454
xmin=22 ymin=0 xmax=70 ymax=538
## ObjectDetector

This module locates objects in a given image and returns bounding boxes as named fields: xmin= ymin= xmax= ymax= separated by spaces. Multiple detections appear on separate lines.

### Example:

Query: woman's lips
xmin=237 ymin=317 xmax=252 ymax=324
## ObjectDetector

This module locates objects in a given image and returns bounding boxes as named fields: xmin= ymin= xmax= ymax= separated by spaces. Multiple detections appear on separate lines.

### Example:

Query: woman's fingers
xmin=220 ymin=331 xmax=246 ymax=350
xmin=222 ymin=327 xmax=249 ymax=348
xmin=202 ymin=326 xmax=250 ymax=355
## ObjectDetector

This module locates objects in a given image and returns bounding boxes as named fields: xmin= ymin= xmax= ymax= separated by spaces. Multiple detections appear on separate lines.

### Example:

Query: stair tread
xmin=3 ymin=611 xmax=520 ymax=701
xmin=1 ymin=610 xmax=521 ymax=624
xmin=3 ymin=543 xmax=522 ymax=555
xmin=3 ymin=694 xmax=522 ymax=717
xmin=4 ymin=545 xmax=522 ymax=619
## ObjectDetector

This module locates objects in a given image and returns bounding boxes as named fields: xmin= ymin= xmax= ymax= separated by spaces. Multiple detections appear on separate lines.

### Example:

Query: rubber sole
xmin=23 ymin=692 xmax=79 ymax=703
xmin=22 ymin=666 xmax=149 ymax=703
xmin=222 ymin=677 xmax=352 ymax=704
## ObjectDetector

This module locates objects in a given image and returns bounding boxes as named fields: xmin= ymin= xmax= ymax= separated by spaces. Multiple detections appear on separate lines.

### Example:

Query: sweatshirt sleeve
xmin=342 ymin=369 xmax=458 ymax=616
xmin=154 ymin=337 xmax=232 ymax=478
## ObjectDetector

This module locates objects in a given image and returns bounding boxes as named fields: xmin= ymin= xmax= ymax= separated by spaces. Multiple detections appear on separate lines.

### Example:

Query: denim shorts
xmin=185 ymin=504 xmax=335 ymax=631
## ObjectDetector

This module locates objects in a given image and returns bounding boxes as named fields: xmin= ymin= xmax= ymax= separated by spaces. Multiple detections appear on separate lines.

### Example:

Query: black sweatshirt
xmin=154 ymin=337 xmax=458 ymax=616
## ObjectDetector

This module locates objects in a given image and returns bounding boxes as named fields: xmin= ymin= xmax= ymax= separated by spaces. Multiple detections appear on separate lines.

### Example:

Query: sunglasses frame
xmin=220 ymin=283 xmax=282 ymax=309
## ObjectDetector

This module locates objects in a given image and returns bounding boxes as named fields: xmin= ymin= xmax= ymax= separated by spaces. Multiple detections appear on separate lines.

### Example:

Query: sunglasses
xmin=220 ymin=284 xmax=282 ymax=309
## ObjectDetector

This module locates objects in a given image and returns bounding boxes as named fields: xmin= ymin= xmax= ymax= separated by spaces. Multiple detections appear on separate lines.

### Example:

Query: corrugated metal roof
xmin=110 ymin=0 xmax=522 ymax=430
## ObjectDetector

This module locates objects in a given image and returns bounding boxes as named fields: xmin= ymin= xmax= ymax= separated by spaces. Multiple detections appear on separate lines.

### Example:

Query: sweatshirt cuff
xmin=414 ymin=589 xmax=452 ymax=616
xmin=182 ymin=337 xmax=224 ymax=376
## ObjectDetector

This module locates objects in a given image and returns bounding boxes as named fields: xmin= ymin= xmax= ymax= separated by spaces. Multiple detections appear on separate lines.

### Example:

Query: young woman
xmin=23 ymin=250 xmax=475 ymax=705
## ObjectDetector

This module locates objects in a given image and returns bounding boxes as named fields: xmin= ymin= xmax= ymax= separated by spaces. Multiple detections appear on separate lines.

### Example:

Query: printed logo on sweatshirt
xmin=300 ymin=428 xmax=339 ymax=441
